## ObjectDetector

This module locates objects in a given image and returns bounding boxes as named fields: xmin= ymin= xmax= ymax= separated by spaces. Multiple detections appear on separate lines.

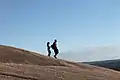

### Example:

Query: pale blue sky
xmin=0 ymin=0 xmax=120 ymax=61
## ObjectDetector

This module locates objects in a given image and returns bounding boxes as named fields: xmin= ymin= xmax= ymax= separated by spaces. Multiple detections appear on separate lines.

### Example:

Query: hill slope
xmin=0 ymin=45 xmax=120 ymax=80
xmin=0 ymin=45 xmax=66 ymax=66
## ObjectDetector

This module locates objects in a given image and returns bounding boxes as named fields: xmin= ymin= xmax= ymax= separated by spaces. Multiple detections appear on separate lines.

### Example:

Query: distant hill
xmin=83 ymin=59 xmax=120 ymax=71
xmin=0 ymin=45 xmax=120 ymax=80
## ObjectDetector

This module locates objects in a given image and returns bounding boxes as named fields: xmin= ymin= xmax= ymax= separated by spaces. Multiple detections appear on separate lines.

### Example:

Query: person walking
xmin=47 ymin=42 xmax=51 ymax=57
xmin=51 ymin=39 xmax=59 ymax=58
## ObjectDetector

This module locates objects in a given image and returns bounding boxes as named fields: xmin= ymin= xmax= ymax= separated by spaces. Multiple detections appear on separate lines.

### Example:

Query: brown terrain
xmin=0 ymin=45 xmax=120 ymax=80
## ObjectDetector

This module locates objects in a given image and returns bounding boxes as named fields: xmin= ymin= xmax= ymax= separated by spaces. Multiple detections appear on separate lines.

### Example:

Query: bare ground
xmin=0 ymin=45 xmax=120 ymax=80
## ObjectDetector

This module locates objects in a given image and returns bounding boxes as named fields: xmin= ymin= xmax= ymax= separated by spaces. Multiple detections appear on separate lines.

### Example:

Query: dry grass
xmin=0 ymin=45 xmax=120 ymax=80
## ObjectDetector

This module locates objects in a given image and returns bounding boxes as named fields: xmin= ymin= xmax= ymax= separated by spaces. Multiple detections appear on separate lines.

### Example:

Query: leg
xmin=54 ymin=49 xmax=58 ymax=58
xmin=48 ymin=50 xmax=51 ymax=57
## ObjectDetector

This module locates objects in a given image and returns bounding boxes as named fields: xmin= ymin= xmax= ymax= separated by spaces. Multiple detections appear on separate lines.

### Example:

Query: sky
xmin=0 ymin=0 xmax=120 ymax=62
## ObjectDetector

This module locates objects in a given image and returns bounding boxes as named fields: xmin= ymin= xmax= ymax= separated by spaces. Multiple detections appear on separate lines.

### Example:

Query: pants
xmin=54 ymin=49 xmax=59 ymax=56
xmin=47 ymin=49 xmax=51 ymax=56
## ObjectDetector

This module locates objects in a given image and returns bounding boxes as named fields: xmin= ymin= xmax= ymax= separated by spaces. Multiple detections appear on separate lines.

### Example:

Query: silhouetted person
xmin=51 ymin=39 xmax=59 ymax=58
xmin=47 ymin=42 xmax=51 ymax=57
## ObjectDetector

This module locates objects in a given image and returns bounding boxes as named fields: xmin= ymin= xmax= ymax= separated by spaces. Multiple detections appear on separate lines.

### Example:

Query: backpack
xmin=51 ymin=44 xmax=54 ymax=49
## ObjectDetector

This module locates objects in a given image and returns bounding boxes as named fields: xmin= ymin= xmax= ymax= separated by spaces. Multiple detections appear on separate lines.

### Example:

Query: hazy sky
xmin=0 ymin=0 xmax=120 ymax=61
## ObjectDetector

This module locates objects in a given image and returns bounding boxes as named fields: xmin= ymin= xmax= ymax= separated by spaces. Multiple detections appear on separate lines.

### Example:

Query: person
xmin=51 ymin=39 xmax=59 ymax=58
xmin=47 ymin=42 xmax=51 ymax=57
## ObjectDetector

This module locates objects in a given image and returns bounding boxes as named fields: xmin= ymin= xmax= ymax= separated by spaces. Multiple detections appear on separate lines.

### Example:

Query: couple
xmin=47 ymin=39 xmax=59 ymax=58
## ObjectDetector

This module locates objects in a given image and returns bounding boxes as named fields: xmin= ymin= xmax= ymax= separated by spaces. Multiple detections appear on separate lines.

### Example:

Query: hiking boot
xmin=54 ymin=55 xmax=57 ymax=58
